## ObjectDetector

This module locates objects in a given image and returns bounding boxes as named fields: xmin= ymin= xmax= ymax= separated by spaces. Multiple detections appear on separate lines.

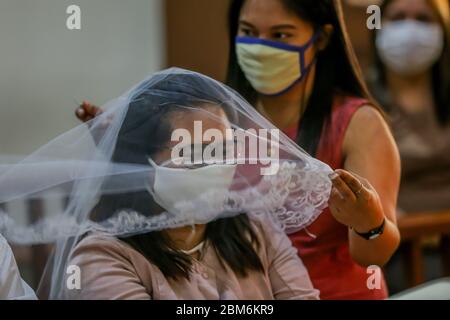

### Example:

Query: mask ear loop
xmin=147 ymin=156 xmax=158 ymax=168
xmin=145 ymin=156 xmax=167 ymax=210
xmin=299 ymin=32 xmax=320 ymax=118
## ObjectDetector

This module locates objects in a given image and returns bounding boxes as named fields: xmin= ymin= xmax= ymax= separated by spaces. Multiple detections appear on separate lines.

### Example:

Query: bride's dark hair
xmin=95 ymin=72 xmax=264 ymax=280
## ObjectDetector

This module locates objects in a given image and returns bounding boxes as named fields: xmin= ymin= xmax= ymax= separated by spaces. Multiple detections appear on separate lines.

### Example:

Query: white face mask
xmin=147 ymin=157 xmax=236 ymax=215
xmin=235 ymin=32 xmax=320 ymax=96
xmin=376 ymin=20 xmax=444 ymax=76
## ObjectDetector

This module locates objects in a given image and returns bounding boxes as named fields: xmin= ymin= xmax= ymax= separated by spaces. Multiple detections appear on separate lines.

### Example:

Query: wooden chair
xmin=397 ymin=210 xmax=450 ymax=287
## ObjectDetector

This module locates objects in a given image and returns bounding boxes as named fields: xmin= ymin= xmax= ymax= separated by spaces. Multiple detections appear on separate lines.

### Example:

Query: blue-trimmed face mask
xmin=235 ymin=32 xmax=320 ymax=96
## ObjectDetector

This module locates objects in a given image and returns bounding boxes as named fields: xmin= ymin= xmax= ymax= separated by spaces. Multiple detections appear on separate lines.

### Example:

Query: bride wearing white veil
xmin=0 ymin=68 xmax=332 ymax=299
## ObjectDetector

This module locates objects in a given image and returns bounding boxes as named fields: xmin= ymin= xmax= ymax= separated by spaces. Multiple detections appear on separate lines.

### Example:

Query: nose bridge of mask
xmin=235 ymin=33 xmax=319 ymax=96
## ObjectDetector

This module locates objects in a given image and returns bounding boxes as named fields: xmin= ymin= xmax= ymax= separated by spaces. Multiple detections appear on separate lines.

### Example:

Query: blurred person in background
xmin=366 ymin=0 xmax=450 ymax=295
xmin=225 ymin=0 xmax=400 ymax=300
xmin=76 ymin=0 xmax=401 ymax=300
xmin=369 ymin=0 xmax=450 ymax=214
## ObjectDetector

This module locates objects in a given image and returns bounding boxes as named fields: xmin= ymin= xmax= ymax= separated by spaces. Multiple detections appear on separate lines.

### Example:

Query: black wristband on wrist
xmin=353 ymin=218 xmax=386 ymax=240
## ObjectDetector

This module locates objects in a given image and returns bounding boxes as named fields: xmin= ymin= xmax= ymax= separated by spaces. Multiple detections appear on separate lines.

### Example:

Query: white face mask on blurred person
xmin=376 ymin=20 xmax=444 ymax=76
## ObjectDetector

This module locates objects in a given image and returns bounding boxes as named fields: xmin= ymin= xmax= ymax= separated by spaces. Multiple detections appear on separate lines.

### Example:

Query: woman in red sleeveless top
xmin=225 ymin=0 xmax=401 ymax=300
xmin=76 ymin=0 xmax=401 ymax=300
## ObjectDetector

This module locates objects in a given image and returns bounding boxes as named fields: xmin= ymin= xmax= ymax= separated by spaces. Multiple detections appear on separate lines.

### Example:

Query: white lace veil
xmin=0 ymin=68 xmax=332 ymax=298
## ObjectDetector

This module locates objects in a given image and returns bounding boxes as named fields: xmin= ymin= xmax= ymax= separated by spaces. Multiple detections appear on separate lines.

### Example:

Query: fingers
xmin=75 ymin=108 xmax=93 ymax=122
xmin=336 ymin=170 xmax=362 ymax=193
xmin=328 ymin=191 xmax=348 ymax=226
xmin=344 ymin=170 xmax=371 ymax=189
xmin=327 ymin=198 xmax=340 ymax=216
xmin=75 ymin=107 xmax=85 ymax=118
xmin=75 ymin=101 xmax=101 ymax=123
xmin=329 ymin=186 xmax=345 ymax=204
xmin=329 ymin=171 xmax=356 ymax=202
xmin=335 ymin=169 xmax=371 ymax=201
xmin=83 ymin=101 xmax=101 ymax=116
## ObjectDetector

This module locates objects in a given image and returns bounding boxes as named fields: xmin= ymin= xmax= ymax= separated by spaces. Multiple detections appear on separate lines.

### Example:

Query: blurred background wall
xmin=0 ymin=0 xmax=165 ymax=155
xmin=166 ymin=0 xmax=230 ymax=81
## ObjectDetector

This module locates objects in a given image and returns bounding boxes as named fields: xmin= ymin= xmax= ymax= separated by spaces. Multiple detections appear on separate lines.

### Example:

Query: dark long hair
xmin=371 ymin=0 xmax=450 ymax=125
xmin=226 ymin=0 xmax=376 ymax=155
xmin=94 ymin=72 xmax=264 ymax=280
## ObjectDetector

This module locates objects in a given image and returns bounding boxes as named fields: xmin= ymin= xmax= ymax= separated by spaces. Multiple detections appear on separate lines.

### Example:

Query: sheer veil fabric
xmin=0 ymin=68 xmax=332 ymax=298
xmin=0 ymin=234 xmax=37 ymax=300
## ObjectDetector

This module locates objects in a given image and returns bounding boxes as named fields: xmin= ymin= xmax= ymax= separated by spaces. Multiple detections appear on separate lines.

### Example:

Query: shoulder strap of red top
xmin=316 ymin=95 xmax=369 ymax=169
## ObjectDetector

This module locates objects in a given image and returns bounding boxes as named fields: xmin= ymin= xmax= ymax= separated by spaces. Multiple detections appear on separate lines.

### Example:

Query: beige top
xmin=67 ymin=216 xmax=319 ymax=300
xmin=391 ymin=107 xmax=450 ymax=213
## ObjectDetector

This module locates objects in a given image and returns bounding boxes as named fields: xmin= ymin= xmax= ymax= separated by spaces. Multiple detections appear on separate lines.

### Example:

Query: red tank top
xmin=284 ymin=94 xmax=388 ymax=300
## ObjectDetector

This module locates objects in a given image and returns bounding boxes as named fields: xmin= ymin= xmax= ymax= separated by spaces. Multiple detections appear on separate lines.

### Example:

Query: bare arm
xmin=329 ymin=105 xmax=401 ymax=267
